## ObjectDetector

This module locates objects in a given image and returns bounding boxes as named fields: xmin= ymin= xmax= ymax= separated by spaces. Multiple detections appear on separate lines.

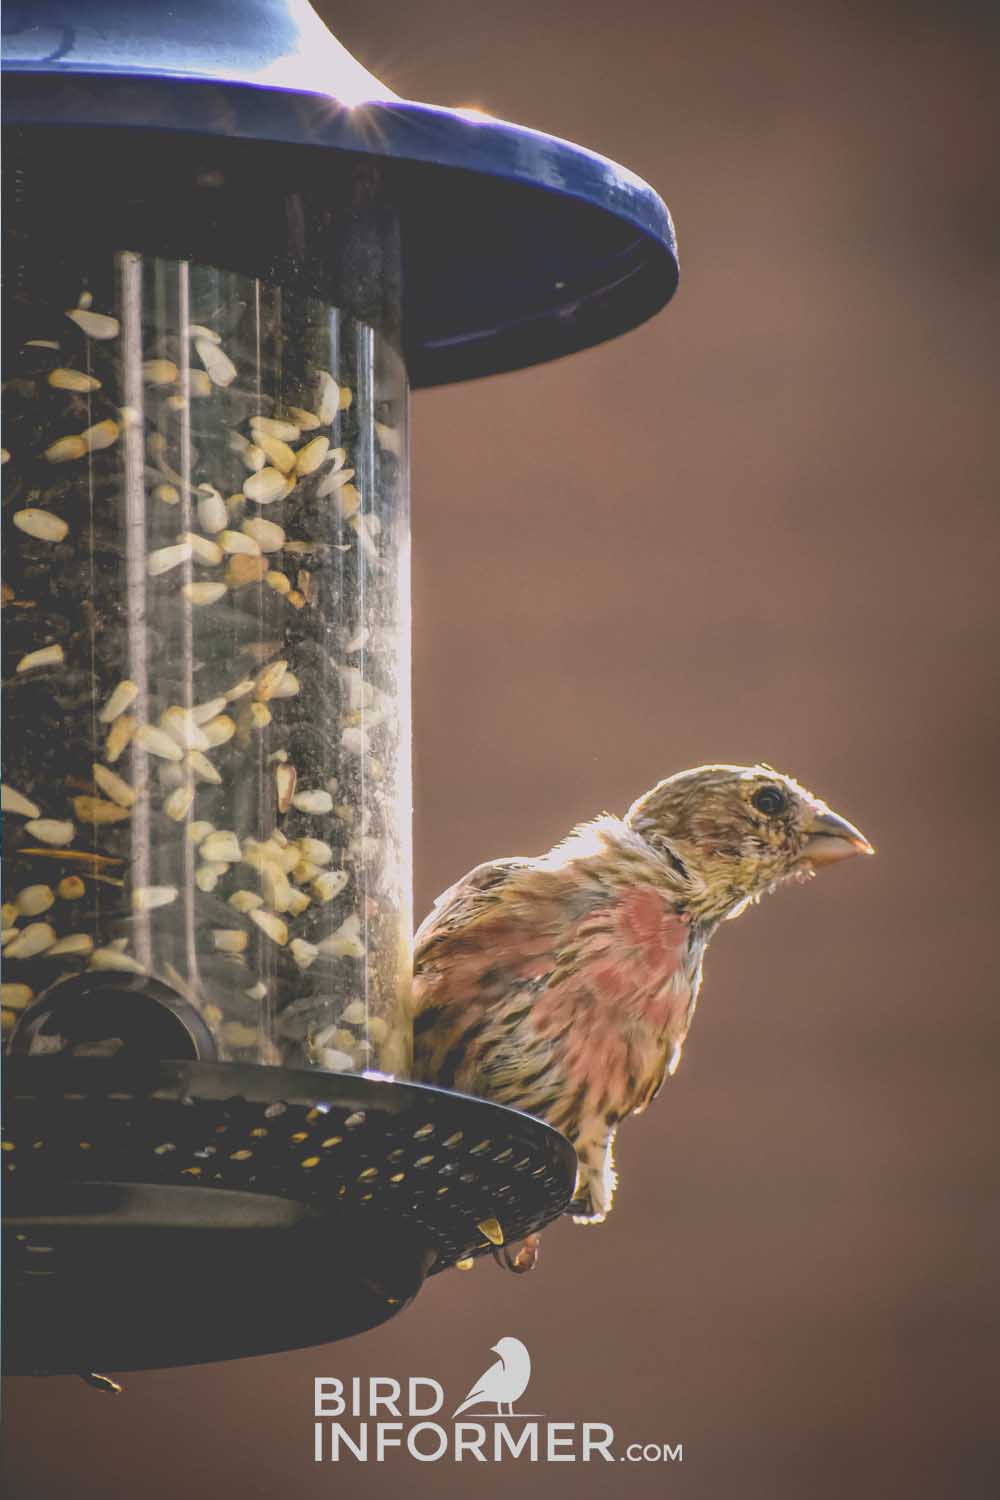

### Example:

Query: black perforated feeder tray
xmin=4 ymin=1056 xmax=576 ymax=1373
xmin=1 ymin=0 xmax=677 ymax=1373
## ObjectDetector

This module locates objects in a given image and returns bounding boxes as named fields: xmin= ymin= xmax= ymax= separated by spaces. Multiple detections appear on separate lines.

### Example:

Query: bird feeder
xmin=1 ymin=0 xmax=678 ymax=1373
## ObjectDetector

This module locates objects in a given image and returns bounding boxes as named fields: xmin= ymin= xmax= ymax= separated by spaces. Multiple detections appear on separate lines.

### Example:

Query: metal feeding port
xmin=4 ymin=1060 xmax=576 ymax=1372
xmin=2 ymin=0 xmax=677 ymax=1372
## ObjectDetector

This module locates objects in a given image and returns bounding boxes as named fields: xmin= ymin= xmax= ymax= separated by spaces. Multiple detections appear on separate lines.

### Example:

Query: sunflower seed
xmin=313 ymin=869 xmax=349 ymax=903
xmin=48 ymin=367 xmax=101 ymax=392
xmin=249 ymin=909 xmax=288 ymax=946
xmin=105 ymin=714 xmax=137 ymax=762
xmin=253 ymin=659 xmax=288 ymax=701
xmin=147 ymin=541 xmax=192 ymax=576
xmin=316 ymin=372 xmax=340 ymax=424
xmin=186 ymin=749 xmax=222 ymax=784
xmin=73 ymin=796 xmax=131 ymax=824
xmin=81 ymin=418 xmax=119 ymax=452
xmin=222 ymin=1022 xmax=258 ymax=1048
xmin=201 ymin=714 xmax=236 ymax=748
xmin=225 ymin=554 xmax=267 ymax=587
xmin=297 ymin=837 xmax=334 ymax=866
xmin=195 ymin=337 xmax=237 ymax=387
xmin=275 ymin=762 xmax=296 ymax=813
xmin=98 ymin=680 xmax=139 ymax=723
xmin=180 ymin=531 xmax=224 ymax=565
xmin=13 ymin=508 xmax=68 ymax=543
xmin=294 ymin=435 xmax=330 ymax=474
xmin=316 ymin=1047 xmax=354 ymax=1072
xmin=44 ymin=434 xmax=87 ymax=463
xmin=229 ymin=890 xmax=263 ymax=914
xmin=134 ymin=723 xmax=184 ymax=761
xmin=16 ymin=644 xmax=64 ymax=673
xmin=164 ymin=784 xmax=196 ymax=822
xmin=2 ymin=785 xmax=41 ymax=818
xmin=287 ymin=405 xmax=321 ymax=431
xmin=160 ymin=707 xmax=211 ymax=751
xmin=15 ymin=885 xmax=55 ymax=917
xmin=251 ymin=416 xmax=301 ymax=442
xmin=90 ymin=948 xmax=145 ymax=973
xmin=219 ymin=529 xmax=260 ymax=556
xmin=196 ymin=485 xmax=228 ymax=534
xmin=48 ymin=933 xmax=95 ymax=957
xmin=66 ymin=308 xmax=119 ymax=339
xmin=243 ymin=467 xmax=287 ymax=504
xmin=143 ymin=358 xmax=178 ymax=385
xmin=262 ymin=863 xmax=293 ymax=912
xmin=290 ymin=938 xmax=319 ymax=970
xmin=241 ymin=517 xmax=285 ymax=552
xmin=200 ymin=830 xmax=242 ymax=864
xmin=212 ymin=929 xmax=249 ymax=954
xmin=291 ymin=789 xmax=333 ymax=815
xmin=254 ymin=431 xmax=298 ymax=472
xmin=5 ymin=922 xmax=57 ymax=959
xmin=1 ymin=983 xmax=33 ymax=1009
xmin=91 ymin=763 xmax=136 ymax=808
xmin=132 ymin=885 xmax=178 ymax=912
xmin=318 ymin=912 xmax=365 ymax=958
xmin=182 ymin=581 xmax=227 ymax=606
xmin=315 ymin=467 xmax=356 ymax=499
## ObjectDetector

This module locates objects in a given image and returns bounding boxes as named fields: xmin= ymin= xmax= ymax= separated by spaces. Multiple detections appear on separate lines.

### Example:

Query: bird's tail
xmin=569 ymin=1140 xmax=617 ymax=1224
xmin=452 ymin=1393 xmax=483 ymax=1419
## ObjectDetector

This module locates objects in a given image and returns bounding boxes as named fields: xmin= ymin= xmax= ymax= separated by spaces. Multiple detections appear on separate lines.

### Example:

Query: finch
xmin=411 ymin=764 xmax=873 ymax=1248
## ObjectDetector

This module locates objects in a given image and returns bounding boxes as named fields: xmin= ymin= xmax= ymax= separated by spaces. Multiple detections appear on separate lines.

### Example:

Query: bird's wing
xmin=452 ymin=1356 xmax=504 ymax=1417
xmin=414 ymin=857 xmax=535 ymax=946
xmin=412 ymin=850 xmax=696 ymax=1126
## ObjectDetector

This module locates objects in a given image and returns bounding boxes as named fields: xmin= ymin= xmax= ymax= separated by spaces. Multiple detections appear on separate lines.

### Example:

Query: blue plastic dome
xmin=1 ymin=0 xmax=678 ymax=385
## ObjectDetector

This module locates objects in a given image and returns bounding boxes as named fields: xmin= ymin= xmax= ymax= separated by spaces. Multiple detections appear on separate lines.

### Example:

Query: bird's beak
xmin=490 ymin=1344 xmax=501 ymax=1354
xmin=799 ymin=803 xmax=875 ymax=867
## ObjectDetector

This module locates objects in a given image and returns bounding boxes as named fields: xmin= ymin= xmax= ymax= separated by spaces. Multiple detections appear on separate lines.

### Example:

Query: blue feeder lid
xmin=1 ymin=0 xmax=678 ymax=387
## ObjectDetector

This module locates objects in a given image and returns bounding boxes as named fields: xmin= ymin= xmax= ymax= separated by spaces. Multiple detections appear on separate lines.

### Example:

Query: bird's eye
xmin=752 ymin=785 xmax=787 ymax=816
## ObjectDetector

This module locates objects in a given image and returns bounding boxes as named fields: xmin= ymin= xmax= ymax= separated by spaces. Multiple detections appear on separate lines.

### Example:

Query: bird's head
xmin=625 ymin=763 xmax=873 ymax=922
xmin=490 ymin=1336 xmax=526 ymax=1363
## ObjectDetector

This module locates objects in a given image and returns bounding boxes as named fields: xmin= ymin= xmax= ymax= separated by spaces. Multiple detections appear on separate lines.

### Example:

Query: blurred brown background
xmin=4 ymin=1 xmax=997 ymax=1496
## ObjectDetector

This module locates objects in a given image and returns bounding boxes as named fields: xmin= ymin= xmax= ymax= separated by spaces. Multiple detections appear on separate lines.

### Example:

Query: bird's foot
xmin=493 ymin=1232 xmax=540 ymax=1273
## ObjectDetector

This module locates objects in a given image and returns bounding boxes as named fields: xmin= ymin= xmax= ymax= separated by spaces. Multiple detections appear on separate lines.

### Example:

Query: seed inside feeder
xmin=5 ymin=246 xmax=410 ymax=1083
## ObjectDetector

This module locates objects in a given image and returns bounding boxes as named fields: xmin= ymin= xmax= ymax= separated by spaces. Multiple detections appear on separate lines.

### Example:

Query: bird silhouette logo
xmin=452 ymin=1336 xmax=532 ymax=1418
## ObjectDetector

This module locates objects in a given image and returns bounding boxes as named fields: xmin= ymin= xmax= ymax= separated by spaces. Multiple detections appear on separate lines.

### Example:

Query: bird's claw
xmin=493 ymin=1233 xmax=540 ymax=1273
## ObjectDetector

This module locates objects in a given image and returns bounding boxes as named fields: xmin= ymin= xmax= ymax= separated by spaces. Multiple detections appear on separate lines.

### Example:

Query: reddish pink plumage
xmin=411 ymin=822 xmax=704 ymax=1221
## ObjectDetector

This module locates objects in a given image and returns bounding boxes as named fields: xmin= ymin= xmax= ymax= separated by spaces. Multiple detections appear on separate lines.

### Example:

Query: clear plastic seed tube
xmin=2 ymin=131 xmax=412 ymax=1075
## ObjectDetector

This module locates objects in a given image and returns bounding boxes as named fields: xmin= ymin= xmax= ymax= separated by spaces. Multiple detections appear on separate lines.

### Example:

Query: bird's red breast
xmin=411 ymin=825 xmax=702 ymax=1140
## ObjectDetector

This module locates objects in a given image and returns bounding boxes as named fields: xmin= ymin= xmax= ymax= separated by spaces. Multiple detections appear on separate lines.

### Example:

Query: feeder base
xmin=3 ymin=1060 xmax=576 ymax=1373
